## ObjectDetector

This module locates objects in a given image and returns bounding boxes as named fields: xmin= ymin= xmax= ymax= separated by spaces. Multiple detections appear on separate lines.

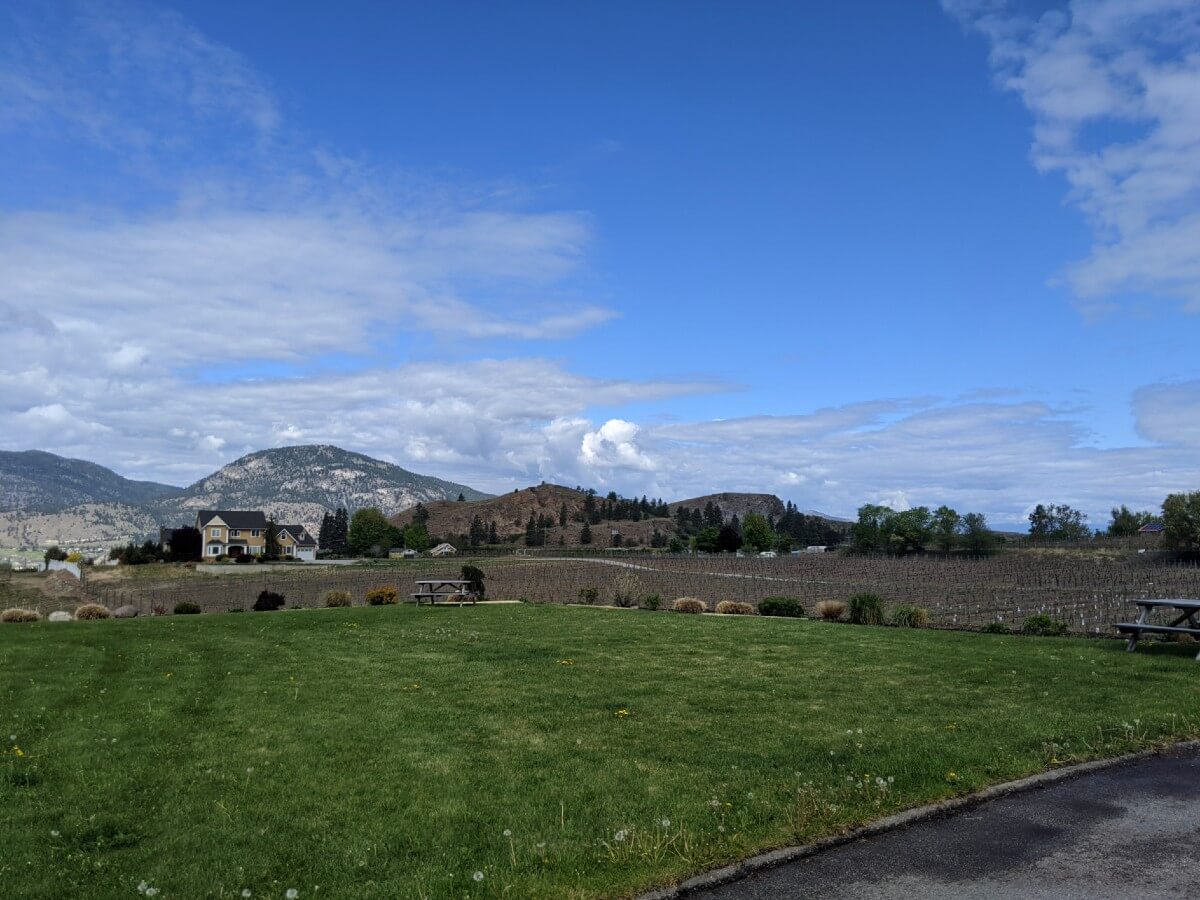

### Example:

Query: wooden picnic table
xmin=1116 ymin=599 xmax=1200 ymax=661
xmin=411 ymin=578 xmax=477 ymax=606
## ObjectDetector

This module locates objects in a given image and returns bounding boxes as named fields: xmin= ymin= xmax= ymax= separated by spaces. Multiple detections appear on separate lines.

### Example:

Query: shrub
xmin=981 ymin=622 xmax=1012 ymax=634
xmin=460 ymin=565 xmax=486 ymax=599
xmin=365 ymin=586 xmax=399 ymax=606
xmin=1023 ymin=613 xmax=1067 ymax=636
xmin=640 ymin=594 xmax=662 ymax=611
xmin=815 ymin=599 xmax=847 ymax=621
xmin=611 ymin=572 xmax=640 ymax=608
xmin=891 ymin=604 xmax=929 ymax=628
xmin=848 ymin=593 xmax=886 ymax=626
xmin=151 ymin=604 xmax=167 ymax=616
xmin=173 ymin=602 xmax=201 ymax=615
xmin=74 ymin=603 xmax=112 ymax=620
xmin=234 ymin=553 xmax=255 ymax=565
xmin=716 ymin=600 xmax=755 ymax=615
xmin=672 ymin=597 xmax=707 ymax=614
xmin=759 ymin=596 xmax=804 ymax=618
xmin=1 ymin=608 xmax=40 ymax=623
xmin=324 ymin=590 xmax=352 ymax=608
xmin=252 ymin=590 xmax=286 ymax=612
xmin=577 ymin=587 xmax=599 ymax=605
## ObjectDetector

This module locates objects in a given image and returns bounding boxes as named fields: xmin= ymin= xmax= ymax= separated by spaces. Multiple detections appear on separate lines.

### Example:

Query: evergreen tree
xmin=264 ymin=518 xmax=281 ymax=560
xmin=331 ymin=507 xmax=349 ymax=555
xmin=559 ymin=502 xmax=568 ymax=527
xmin=413 ymin=503 xmax=430 ymax=526
xmin=468 ymin=514 xmax=485 ymax=548
xmin=318 ymin=512 xmax=334 ymax=550
xmin=579 ymin=521 xmax=593 ymax=545
xmin=488 ymin=520 xmax=499 ymax=544
xmin=457 ymin=492 xmax=466 ymax=502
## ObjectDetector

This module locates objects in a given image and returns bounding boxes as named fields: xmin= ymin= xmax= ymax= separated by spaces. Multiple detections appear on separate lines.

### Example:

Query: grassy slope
xmin=2 ymin=605 xmax=1198 ymax=899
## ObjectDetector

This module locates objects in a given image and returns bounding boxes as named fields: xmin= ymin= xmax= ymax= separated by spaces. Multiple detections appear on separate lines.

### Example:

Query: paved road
xmin=693 ymin=747 xmax=1200 ymax=900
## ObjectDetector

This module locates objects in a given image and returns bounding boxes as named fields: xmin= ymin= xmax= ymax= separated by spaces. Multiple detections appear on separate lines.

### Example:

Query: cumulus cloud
xmin=944 ymin=0 xmax=1200 ymax=309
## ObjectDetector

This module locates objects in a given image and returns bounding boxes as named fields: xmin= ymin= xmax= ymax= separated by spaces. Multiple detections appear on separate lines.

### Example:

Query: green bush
xmin=252 ymin=590 xmax=286 ymax=612
xmin=848 ymin=593 xmax=886 ymax=626
xmin=758 ymin=596 xmax=804 ymax=618
xmin=461 ymin=565 xmax=486 ymax=599
xmin=365 ymin=586 xmax=399 ymax=606
xmin=640 ymin=594 xmax=662 ymax=611
xmin=577 ymin=587 xmax=599 ymax=605
xmin=173 ymin=602 xmax=201 ymax=615
xmin=891 ymin=605 xmax=929 ymax=628
xmin=981 ymin=622 xmax=1012 ymax=634
xmin=324 ymin=590 xmax=351 ymax=608
xmin=1022 ymin=614 xmax=1067 ymax=636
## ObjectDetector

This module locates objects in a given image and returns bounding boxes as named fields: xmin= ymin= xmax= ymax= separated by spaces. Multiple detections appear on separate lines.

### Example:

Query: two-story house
xmin=196 ymin=510 xmax=268 ymax=558
xmin=195 ymin=511 xmax=319 ymax=560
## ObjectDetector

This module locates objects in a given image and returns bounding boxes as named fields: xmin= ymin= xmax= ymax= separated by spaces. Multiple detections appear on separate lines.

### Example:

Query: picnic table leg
xmin=1126 ymin=606 xmax=1149 ymax=652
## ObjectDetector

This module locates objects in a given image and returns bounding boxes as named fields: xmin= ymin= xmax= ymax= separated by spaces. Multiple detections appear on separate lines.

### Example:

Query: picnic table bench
xmin=411 ymin=578 xmax=477 ymax=606
xmin=1116 ymin=599 xmax=1200 ymax=661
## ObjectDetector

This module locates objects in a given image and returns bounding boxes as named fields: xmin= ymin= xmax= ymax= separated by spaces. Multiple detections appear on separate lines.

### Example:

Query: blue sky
xmin=2 ymin=0 xmax=1200 ymax=527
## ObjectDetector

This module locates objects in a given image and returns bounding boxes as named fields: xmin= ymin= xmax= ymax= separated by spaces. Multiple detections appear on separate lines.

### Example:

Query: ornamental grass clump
xmin=891 ymin=604 xmax=929 ymax=628
xmin=758 ymin=596 xmax=804 ymax=618
xmin=848 ymin=593 xmax=886 ymax=626
xmin=173 ymin=602 xmax=201 ymax=615
xmin=672 ymin=597 xmax=706 ymax=614
xmin=640 ymin=594 xmax=662 ymax=611
xmin=365 ymin=586 xmax=399 ymax=606
xmin=611 ymin=572 xmax=640 ymax=608
xmin=324 ymin=590 xmax=351 ymax=608
xmin=815 ymin=599 xmax=847 ymax=621
xmin=715 ymin=600 xmax=755 ymax=615
xmin=1 ymin=608 xmax=40 ymax=623
xmin=74 ymin=603 xmax=112 ymax=620
xmin=1022 ymin=613 xmax=1068 ymax=636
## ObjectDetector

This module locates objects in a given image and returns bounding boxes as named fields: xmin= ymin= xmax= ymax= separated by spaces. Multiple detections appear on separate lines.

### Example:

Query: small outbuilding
xmin=429 ymin=543 xmax=458 ymax=557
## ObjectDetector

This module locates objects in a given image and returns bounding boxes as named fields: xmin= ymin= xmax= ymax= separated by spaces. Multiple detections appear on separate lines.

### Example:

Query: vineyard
xmin=24 ymin=550 xmax=1198 ymax=634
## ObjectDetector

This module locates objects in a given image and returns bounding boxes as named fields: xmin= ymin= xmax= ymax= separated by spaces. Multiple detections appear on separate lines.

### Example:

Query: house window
xmin=210 ymin=527 xmax=220 ymax=538
xmin=208 ymin=546 xmax=221 ymax=556
xmin=251 ymin=529 xmax=260 ymax=537
xmin=230 ymin=529 xmax=240 ymax=537
xmin=285 ymin=546 xmax=293 ymax=555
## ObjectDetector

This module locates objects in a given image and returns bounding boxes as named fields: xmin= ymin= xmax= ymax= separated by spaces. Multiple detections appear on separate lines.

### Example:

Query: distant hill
xmin=669 ymin=492 xmax=787 ymax=522
xmin=155 ymin=445 xmax=490 ymax=532
xmin=0 ymin=450 xmax=179 ymax=512
xmin=390 ymin=483 xmax=676 ymax=547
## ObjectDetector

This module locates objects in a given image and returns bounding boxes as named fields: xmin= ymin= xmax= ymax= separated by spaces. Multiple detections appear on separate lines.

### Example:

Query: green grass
xmin=2 ymin=605 xmax=1198 ymax=899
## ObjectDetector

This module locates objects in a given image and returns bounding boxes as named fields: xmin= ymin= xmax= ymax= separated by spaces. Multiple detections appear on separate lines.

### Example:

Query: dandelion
xmin=887 ymin=776 xmax=894 ymax=784
xmin=709 ymin=798 xmax=720 ymax=808
xmin=614 ymin=829 xmax=628 ymax=842
xmin=12 ymin=746 xmax=24 ymax=757
xmin=8 ymin=733 xmax=15 ymax=741
xmin=717 ymin=825 xmax=725 ymax=833
xmin=242 ymin=891 xmax=252 ymax=898
xmin=946 ymin=771 xmax=959 ymax=784
xmin=660 ymin=818 xmax=670 ymax=828
xmin=536 ymin=842 xmax=546 ymax=849
xmin=50 ymin=830 xmax=59 ymax=837
xmin=286 ymin=890 xmax=300 ymax=899
xmin=614 ymin=708 xmax=629 ymax=718
xmin=146 ymin=890 xmax=159 ymax=898
xmin=472 ymin=871 xmax=484 ymax=882
xmin=503 ymin=828 xmax=512 ymax=837
xmin=137 ymin=883 xmax=149 ymax=895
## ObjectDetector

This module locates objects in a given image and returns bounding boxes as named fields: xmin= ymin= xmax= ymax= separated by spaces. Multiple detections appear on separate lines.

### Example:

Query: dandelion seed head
xmin=472 ymin=871 xmax=484 ymax=882
xmin=661 ymin=818 xmax=670 ymax=828
xmin=50 ymin=829 xmax=59 ymax=837
xmin=614 ymin=829 xmax=628 ymax=842
xmin=286 ymin=890 xmax=299 ymax=899
xmin=242 ymin=891 xmax=252 ymax=898
xmin=503 ymin=829 xmax=512 ymax=837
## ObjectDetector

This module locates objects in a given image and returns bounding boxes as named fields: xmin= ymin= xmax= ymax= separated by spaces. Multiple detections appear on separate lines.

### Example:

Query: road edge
xmin=635 ymin=739 xmax=1200 ymax=899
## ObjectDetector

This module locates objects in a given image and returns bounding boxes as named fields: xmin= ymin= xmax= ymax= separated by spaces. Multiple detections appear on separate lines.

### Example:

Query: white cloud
xmin=944 ymin=0 xmax=1200 ymax=309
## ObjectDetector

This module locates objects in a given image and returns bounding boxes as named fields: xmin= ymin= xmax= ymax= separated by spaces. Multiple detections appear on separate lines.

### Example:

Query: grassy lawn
xmin=2 ymin=605 xmax=1198 ymax=899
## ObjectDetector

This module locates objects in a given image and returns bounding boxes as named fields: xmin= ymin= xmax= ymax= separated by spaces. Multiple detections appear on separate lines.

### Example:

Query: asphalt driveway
xmin=691 ymin=746 xmax=1200 ymax=899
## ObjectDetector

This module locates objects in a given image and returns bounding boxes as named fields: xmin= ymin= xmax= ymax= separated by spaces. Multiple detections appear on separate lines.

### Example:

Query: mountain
xmin=0 ymin=450 xmax=179 ymax=512
xmin=155 ymin=445 xmax=490 ymax=532
xmin=669 ymin=492 xmax=787 ymax=522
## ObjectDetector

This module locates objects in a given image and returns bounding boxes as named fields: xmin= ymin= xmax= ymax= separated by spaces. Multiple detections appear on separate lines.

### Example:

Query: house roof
xmin=1138 ymin=522 xmax=1165 ymax=533
xmin=196 ymin=510 xmax=268 ymax=529
xmin=279 ymin=525 xmax=317 ymax=547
